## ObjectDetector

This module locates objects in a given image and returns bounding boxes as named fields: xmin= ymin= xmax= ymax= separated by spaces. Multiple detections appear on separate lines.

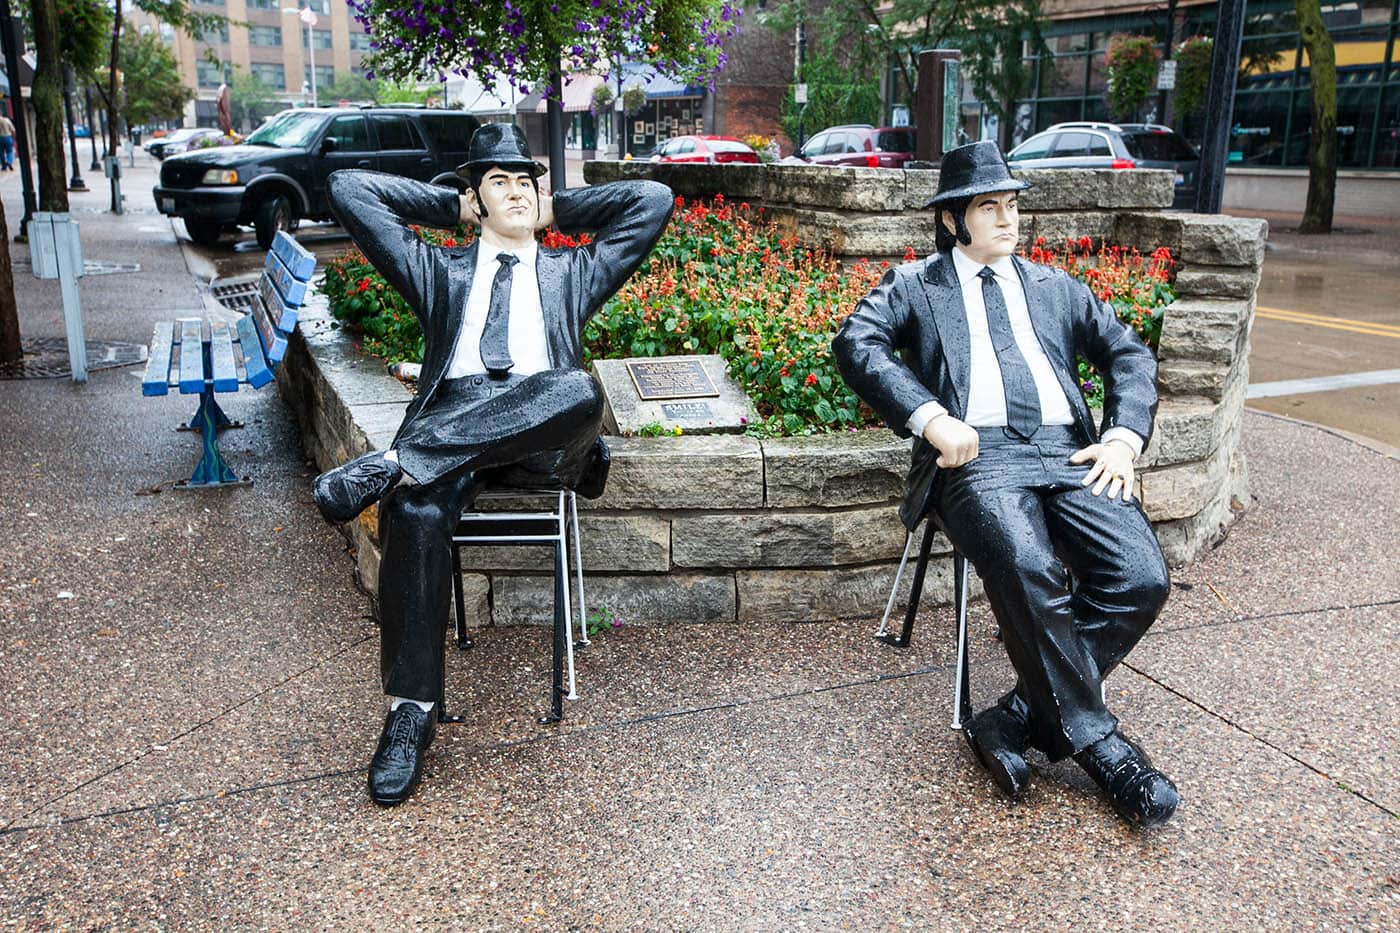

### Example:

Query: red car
xmin=651 ymin=135 xmax=761 ymax=164
xmin=790 ymin=124 xmax=917 ymax=168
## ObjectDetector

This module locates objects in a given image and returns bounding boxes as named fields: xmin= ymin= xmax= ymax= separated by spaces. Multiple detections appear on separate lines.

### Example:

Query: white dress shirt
xmin=906 ymin=247 xmax=1143 ymax=456
xmin=445 ymin=238 xmax=551 ymax=379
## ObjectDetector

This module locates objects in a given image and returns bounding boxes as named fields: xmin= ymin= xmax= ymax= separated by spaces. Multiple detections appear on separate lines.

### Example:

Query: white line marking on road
xmin=1247 ymin=368 xmax=1400 ymax=399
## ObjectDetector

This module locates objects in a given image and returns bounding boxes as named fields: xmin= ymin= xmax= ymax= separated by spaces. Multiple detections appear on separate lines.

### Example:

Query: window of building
xmin=349 ymin=29 xmax=373 ymax=51
xmin=372 ymin=114 xmax=425 ymax=150
xmin=303 ymin=65 xmax=335 ymax=91
xmin=201 ymin=23 xmax=230 ymax=45
xmin=246 ymin=0 xmax=280 ymax=8
xmin=196 ymin=60 xmax=231 ymax=89
xmin=158 ymin=23 xmax=174 ymax=42
xmin=250 ymin=63 xmax=286 ymax=91
xmin=301 ymin=28 xmax=333 ymax=51
xmin=248 ymin=25 xmax=282 ymax=47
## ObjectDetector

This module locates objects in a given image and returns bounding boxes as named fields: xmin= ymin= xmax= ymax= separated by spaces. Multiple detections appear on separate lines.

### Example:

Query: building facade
xmin=131 ymin=0 xmax=372 ymax=130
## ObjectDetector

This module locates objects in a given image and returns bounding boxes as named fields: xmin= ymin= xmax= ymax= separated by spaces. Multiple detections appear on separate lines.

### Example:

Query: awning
xmin=617 ymin=62 xmax=703 ymax=100
xmin=532 ymin=74 xmax=604 ymax=114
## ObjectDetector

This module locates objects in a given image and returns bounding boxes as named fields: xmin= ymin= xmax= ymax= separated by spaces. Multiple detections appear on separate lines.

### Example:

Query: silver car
xmin=1007 ymin=121 xmax=1199 ymax=209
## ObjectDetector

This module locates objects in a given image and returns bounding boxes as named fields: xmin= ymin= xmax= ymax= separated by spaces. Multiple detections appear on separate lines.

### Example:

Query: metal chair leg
xmin=540 ymin=530 xmax=567 ymax=724
xmin=557 ymin=494 xmax=579 ymax=702
xmin=950 ymin=552 xmax=972 ymax=731
xmin=875 ymin=531 xmax=916 ymax=639
xmin=878 ymin=520 xmax=938 ymax=648
xmin=569 ymin=491 xmax=590 ymax=648
xmin=451 ymin=543 xmax=474 ymax=650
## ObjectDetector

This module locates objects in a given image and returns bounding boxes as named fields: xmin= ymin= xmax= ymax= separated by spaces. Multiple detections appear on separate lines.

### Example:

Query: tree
xmin=227 ymin=69 xmax=276 ymax=133
xmin=27 ymin=0 xmax=68 ymax=211
xmin=958 ymin=2 xmax=1049 ymax=151
xmin=1172 ymin=36 xmax=1213 ymax=121
xmin=109 ymin=24 xmax=194 ymax=128
xmin=349 ymin=0 xmax=741 ymax=95
xmin=320 ymin=72 xmax=378 ymax=106
xmin=779 ymin=40 xmax=881 ymax=146
xmin=1295 ymin=0 xmax=1336 ymax=233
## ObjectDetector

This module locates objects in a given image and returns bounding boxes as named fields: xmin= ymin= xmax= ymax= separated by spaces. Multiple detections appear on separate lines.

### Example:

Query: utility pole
xmin=795 ymin=7 xmax=807 ymax=150
xmin=63 ymin=64 xmax=87 ymax=191
xmin=1156 ymin=0 xmax=1179 ymax=124
xmin=1194 ymin=0 xmax=1247 ymax=213
xmin=0 ymin=0 xmax=38 ymax=237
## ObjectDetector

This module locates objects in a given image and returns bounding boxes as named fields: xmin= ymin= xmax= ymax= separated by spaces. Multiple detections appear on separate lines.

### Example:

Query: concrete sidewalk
xmin=0 ymin=157 xmax=1396 ymax=928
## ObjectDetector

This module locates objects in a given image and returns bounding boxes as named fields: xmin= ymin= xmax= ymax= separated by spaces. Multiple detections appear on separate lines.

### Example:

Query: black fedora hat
xmin=926 ymin=140 xmax=1030 ymax=208
xmin=456 ymin=123 xmax=547 ymax=178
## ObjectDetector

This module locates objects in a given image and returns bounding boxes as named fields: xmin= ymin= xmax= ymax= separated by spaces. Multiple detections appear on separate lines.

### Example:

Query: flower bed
xmin=321 ymin=197 xmax=1175 ymax=434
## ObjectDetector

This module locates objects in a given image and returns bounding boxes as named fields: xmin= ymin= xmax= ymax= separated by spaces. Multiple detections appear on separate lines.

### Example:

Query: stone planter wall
xmin=279 ymin=161 xmax=1266 ymax=627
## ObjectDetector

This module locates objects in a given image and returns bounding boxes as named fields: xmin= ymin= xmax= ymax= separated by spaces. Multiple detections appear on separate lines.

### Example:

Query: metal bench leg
xmin=878 ymin=520 xmax=938 ymax=648
xmin=558 ymin=496 xmax=579 ymax=702
xmin=176 ymin=386 xmax=249 ymax=489
xmin=451 ymin=542 xmax=474 ymax=650
xmin=539 ymin=532 xmax=567 ymax=724
xmin=569 ymin=492 xmax=590 ymax=648
xmin=178 ymin=391 xmax=241 ymax=433
xmin=950 ymin=552 xmax=973 ymax=731
xmin=875 ymin=531 xmax=916 ymax=640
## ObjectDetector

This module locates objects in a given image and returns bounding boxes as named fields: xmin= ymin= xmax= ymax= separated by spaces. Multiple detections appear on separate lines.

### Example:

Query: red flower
xmin=356 ymin=277 xmax=371 ymax=293
xmin=805 ymin=373 xmax=818 ymax=386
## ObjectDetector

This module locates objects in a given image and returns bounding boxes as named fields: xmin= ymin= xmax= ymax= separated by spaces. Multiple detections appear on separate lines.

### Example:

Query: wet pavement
xmin=0 ymin=154 xmax=1397 ymax=927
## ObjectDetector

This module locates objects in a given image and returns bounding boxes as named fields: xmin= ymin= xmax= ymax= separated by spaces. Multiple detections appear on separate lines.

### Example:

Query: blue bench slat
xmin=142 ymin=321 xmax=176 ymax=396
xmin=209 ymin=320 xmax=240 ymax=393
xmin=252 ymin=295 xmax=289 ymax=366
xmin=258 ymin=272 xmax=302 ymax=332
xmin=177 ymin=318 xmax=205 ymax=394
xmin=271 ymin=231 xmax=315 ymax=281
xmin=236 ymin=313 xmax=275 ymax=389
xmin=262 ymin=252 xmax=309 ymax=307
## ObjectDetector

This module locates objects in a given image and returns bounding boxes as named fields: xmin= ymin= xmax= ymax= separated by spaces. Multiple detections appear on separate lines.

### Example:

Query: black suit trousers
xmin=376 ymin=369 xmax=604 ymax=701
xmin=935 ymin=426 xmax=1170 ymax=760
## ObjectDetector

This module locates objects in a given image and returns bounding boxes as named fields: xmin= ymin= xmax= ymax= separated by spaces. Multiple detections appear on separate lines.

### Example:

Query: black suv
xmin=154 ymin=107 xmax=482 ymax=248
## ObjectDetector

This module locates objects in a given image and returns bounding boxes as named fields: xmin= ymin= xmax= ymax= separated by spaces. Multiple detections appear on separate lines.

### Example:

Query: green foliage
xmin=621 ymin=84 xmax=647 ymax=116
xmin=780 ymin=44 xmax=882 ymax=147
xmin=320 ymin=73 xmax=378 ymax=106
xmin=1104 ymin=34 xmax=1161 ymax=122
xmin=227 ymin=68 xmax=277 ymax=133
xmin=373 ymin=79 xmax=434 ymax=105
xmin=116 ymin=25 xmax=195 ymax=127
xmin=585 ymin=606 xmax=621 ymax=637
xmin=1172 ymin=36 xmax=1213 ymax=119
xmin=57 ymin=0 xmax=111 ymax=74
xmin=958 ymin=2 xmax=1050 ymax=150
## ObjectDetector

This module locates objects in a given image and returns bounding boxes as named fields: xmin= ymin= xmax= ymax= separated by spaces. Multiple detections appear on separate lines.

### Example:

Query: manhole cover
xmin=12 ymin=259 xmax=143 ymax=275
xmin=0 ymin=338 xmax=148 ymax=380
xmin=210 ymin=279 xmax=259 ymax=312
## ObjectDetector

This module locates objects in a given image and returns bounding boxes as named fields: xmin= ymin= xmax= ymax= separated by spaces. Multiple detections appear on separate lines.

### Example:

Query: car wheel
xmin=254 ymin=194 xmax=296 ymax=250
xmin=184 ymin=217 xmax=224 ymax=247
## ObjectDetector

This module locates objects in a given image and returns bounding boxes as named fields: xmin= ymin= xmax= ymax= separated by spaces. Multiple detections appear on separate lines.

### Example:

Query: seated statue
xmin=313 ymin=125 xmax=673 ymax=806
xmin=833 ymin=141 xmax=1179 ymax=827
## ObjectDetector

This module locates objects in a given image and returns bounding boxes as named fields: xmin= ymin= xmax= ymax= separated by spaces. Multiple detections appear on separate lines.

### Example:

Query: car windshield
xmin=876 ymin=129 xmax=915 ymax=152
xmin=246 ymin=111 xmax=324 ymax=149
xmin=1121 ymin=132 xmax=1197 ymax=161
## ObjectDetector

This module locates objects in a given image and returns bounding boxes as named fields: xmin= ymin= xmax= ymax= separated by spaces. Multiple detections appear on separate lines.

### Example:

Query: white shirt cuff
xmin=1101 ymin=427 xmax=1144 ymax=458
xmin=906 ymin=400 xmax=948 ymax=437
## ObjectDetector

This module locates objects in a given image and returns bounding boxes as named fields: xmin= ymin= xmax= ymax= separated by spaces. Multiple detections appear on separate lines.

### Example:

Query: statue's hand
xmin=458 ymin=193 xmax=481 ymax=227
xmin=924 ymin=414 xmax=980 ymax=469
xmin=535 ymin=193 xmax=555 ymax=231
xmin=1069 ymin=439 xmax=1137 ymax=501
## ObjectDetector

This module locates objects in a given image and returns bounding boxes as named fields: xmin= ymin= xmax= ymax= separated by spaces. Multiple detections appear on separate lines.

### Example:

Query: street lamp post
xmin=62 ymin=63 xmax=87 ymax=191
xmin=284 ymin=5 xmax=319 ymax=107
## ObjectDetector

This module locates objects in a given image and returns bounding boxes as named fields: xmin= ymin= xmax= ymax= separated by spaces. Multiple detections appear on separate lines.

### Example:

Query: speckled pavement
xmin=1 ymin=159 xmax=1397 ymax=929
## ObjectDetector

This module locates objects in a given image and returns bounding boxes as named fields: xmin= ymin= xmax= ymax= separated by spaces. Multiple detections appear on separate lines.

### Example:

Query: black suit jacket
xmin=326 ymin=170 xmax=674 ymax=449
xmin=832 ymin=251 xmax=1158 ymax=529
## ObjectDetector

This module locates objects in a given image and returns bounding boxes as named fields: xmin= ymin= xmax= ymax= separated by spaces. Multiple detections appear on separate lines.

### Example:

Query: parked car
xmin=1006 ymin=122 xmax=1200 ymax=209
xmin=788 ymin=124 xmax=917 ymax=168
xmin=145 ymin=127 xmax=228 ymax=160
xmin=651 ymin=134 xmax=760 ymax=164
xmin=153 ymin=107 xmax=482 ymax=249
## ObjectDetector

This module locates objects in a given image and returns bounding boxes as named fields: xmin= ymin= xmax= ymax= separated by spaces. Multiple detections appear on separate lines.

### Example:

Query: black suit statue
xmin=834 ymin=142 xmax=1180 ymax=827
xmin=314 ymin=125 xmax=673 ymax=806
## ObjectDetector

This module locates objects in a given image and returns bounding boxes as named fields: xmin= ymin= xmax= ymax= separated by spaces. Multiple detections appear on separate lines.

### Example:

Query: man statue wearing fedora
xmin=312 ymin=124 xmax=673 ymax=806
xmin=833 ymin=141 xmax=1178 ymax=827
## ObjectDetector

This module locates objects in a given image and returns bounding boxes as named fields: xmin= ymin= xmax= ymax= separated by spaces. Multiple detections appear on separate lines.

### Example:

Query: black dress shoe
xmin=313 ymin=451 xmax=402 ymax=523
xmin=1073 ymin=730 xmax=1179 ymax=827
xmin=367 ymin=703 xmax=436 ymax=807
xmin=963 ymin=701 xmax=1031 ymax=798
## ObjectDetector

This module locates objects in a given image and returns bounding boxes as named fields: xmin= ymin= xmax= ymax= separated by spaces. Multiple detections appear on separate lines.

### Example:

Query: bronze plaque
xmin=625 ymin=358 xmax=719 ymax=400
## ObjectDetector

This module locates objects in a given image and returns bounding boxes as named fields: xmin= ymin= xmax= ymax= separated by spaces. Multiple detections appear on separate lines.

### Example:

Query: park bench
xmin=141 ymin=231 xmax=317 ymax=488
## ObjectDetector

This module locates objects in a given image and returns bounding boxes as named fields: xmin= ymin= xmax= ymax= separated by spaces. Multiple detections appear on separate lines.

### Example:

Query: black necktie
xmin=479 ymin=252 xmax=518 ymax=375
xmin=978 ymin=266 xmax=1041 ymax=439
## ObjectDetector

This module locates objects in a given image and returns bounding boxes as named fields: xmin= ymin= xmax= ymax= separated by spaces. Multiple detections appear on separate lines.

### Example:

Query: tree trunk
xmin=108 ymin=0 xmax=124 ymax=212
xmin=29 ymin=0 xmax=70 ymax=212
xmin=0 ymin=199 xmax=20 ymax=364
xmin=1296 ymin=0 xmax=1336 ymax=234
